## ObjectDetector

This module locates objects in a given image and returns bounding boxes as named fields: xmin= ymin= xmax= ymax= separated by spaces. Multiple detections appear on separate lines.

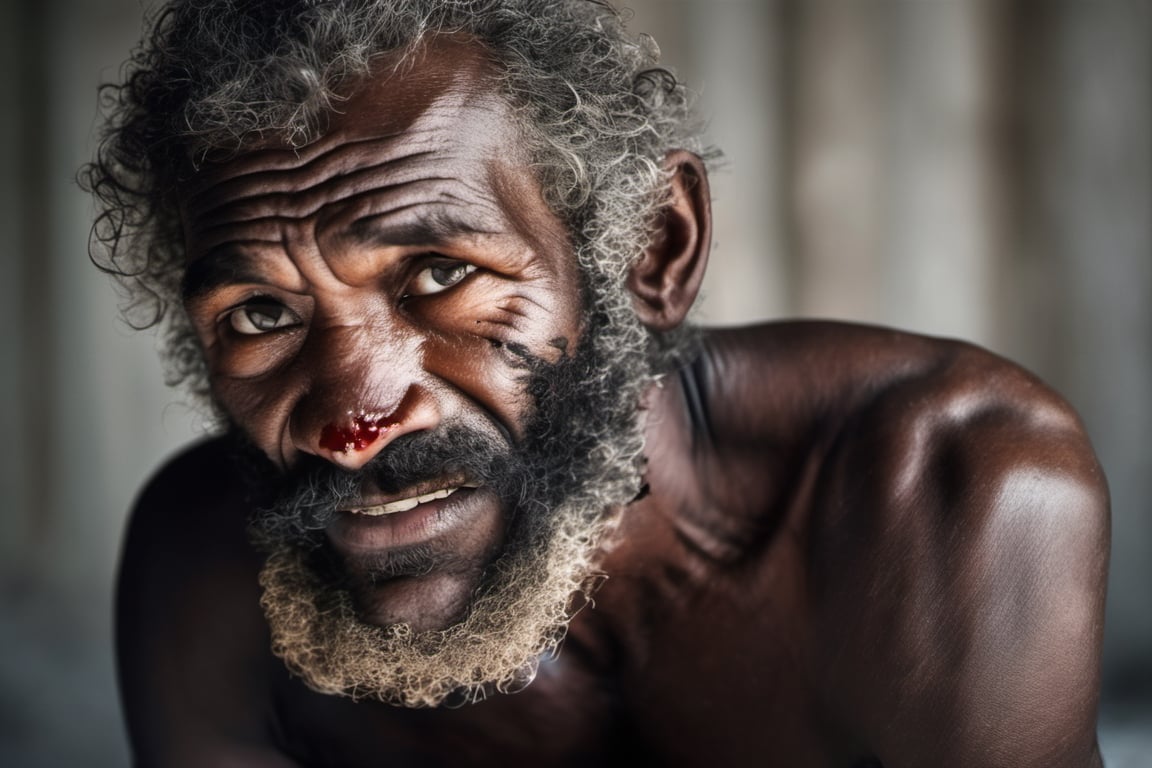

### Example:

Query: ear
xmin=627 ymin=150 xmax=712 ymax=331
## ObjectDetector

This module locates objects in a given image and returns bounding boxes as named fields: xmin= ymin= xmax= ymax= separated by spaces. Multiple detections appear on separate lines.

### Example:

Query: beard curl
xmin=258 ymin=491 xmax=610 ymax=707
xmin=249 ymin=306 xmax=653 ymax=707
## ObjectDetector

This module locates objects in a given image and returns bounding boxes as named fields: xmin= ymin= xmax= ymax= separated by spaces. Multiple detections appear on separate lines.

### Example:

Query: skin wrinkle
xmin=316 ymin=175 xmax=503 ymax=235
xmin=96 ymin=5 xmax=1109 ymax=765
xmin=184 ymin=52 xmax=602 ymax=506
xmin=185 ymin=135 xmax=430 ymax=189
xmin=190 ymin=264 xmax=529 ymax=373
xmin=184 ymin=96 xmax=517 ymax=248
xmin=418 ymin=339 xmax=533 ymax=435
xmin=496 ymin=301 xmax=532 ymax=319
xmin=244 ymin=286 xmax=648 ymax=702
xmin=183 ymin=145 xmax=442 ymax=220
xmin=188 ymin=176 xmax=501 ymax=252
xmin=182 ymin=183 xmax=541 ymax=322
xmin=85 ymin=6 xmax=703 ymax=395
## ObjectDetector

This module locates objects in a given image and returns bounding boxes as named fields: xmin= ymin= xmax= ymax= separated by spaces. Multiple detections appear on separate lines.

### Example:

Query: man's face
xmin=179 ymin=38 xmax=649 ymax=704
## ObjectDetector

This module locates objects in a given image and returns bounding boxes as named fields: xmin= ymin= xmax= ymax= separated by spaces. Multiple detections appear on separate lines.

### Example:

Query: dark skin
xmin=116 ymin=37 xmax=1110 ymax=767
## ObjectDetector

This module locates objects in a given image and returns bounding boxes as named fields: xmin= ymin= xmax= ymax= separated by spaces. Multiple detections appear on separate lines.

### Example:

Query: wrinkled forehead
xmin=181 ymin=35 xmax=524 ymax=202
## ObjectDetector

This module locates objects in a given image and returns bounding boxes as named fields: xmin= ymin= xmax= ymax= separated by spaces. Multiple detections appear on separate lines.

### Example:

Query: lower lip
xmin=325 ymin=488 xmax=483 ymax=555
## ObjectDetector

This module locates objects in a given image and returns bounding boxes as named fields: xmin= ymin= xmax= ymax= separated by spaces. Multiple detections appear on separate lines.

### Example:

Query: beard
xmin=238 ymin=306 xmax=654 ymax=708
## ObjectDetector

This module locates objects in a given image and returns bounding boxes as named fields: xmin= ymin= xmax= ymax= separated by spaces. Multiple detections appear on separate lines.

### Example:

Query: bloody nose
xmin=318 ymin=415 xmax=397 ymax=454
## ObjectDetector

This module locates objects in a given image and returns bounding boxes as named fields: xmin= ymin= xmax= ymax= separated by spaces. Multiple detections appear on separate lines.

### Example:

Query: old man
xmin=86 ymin=1 xmax=1109 ymax=765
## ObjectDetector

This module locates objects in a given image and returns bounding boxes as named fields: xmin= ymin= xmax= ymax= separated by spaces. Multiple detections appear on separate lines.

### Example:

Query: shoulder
xmin=121 ymin=435 xmax=259 ymax=593
xmin=709 ymin=322 xmax=1108 ymax=766
xmin=118 ymin=437 xmax=297 ymax=766
xmin=698 ymin=321 xmax=1107 ymax=492
xmin=128 ymin=435 xmax=249 ymax=531
xmin=694 ymin=321 xmax=961 ymax=447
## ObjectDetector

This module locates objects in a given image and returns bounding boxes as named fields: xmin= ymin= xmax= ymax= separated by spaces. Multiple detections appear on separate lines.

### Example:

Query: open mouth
xmin=326 ymin=479 xmax=499 ymax=563
xmin=347 ymin=485 xmax=475 ymax=517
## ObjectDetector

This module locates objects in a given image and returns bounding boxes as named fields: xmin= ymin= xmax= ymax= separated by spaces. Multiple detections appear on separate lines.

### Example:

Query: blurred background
xmin=0 ymin=0 xmax=1148 ymax=764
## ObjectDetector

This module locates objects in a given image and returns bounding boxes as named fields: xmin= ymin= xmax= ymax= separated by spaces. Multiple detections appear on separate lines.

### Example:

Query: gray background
xmin=1 ymin=0 xmax=1149 ymax=764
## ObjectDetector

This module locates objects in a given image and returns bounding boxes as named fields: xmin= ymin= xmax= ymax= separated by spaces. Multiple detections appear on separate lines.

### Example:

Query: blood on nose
xmin=319 ymin=415 xmax=396 ymax=453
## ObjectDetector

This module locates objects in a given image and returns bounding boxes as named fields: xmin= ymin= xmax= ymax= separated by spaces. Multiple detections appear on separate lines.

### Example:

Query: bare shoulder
xmin=120 ymin=436 xmax=258 ymax=605
xmin=699 ymin=321 xmax=1106 ymax=495
xmin=118 ymin=437 xmax=298 ymax=767
xmin=704 ymin=321 xmax=1108 ymax=766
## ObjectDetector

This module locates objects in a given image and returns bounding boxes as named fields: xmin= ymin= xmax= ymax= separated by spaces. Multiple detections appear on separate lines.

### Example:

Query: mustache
xmin=248 ymin=423 xmax=513 ymax=548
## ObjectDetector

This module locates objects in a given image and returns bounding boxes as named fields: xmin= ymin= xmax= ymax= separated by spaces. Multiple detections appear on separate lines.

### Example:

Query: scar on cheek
xmin=319 ymin=415 xmax=395 ymax=453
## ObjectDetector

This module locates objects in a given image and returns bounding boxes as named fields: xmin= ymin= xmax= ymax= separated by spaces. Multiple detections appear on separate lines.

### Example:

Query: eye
xmin=226 ymin=299 xmax=301 ymax=335
xmin=406 ymin=259 xmax=477 ymax=297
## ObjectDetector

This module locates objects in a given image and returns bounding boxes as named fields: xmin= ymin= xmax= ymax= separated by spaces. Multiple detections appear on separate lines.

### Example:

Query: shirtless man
xmin=87 ymin=1 xmax=1109 ymax=765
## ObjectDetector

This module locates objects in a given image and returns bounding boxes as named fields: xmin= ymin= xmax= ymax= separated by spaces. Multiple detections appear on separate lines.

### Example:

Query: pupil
xmin=250 ymin=305 xmax=281 ymax=329
xmin=432 ymin=265 xmax=462 ymax=285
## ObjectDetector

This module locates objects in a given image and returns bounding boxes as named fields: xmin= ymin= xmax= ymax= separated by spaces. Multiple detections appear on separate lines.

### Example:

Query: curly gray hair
xmin=82 ymin=0 xmax=710 ymax=397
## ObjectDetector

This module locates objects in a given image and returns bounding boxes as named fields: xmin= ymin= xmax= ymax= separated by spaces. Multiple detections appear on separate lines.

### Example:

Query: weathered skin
xmin=115 ymin=37 xmax=1110 ymax=768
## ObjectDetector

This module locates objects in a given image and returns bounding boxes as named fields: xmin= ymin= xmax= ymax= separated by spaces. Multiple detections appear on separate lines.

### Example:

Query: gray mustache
xmin=252 ymin=424 xmax=512 ymax=543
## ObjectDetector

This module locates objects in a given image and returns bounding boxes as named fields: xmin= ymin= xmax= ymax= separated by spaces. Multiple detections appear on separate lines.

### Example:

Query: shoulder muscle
xmin=809 ymin=340 xmax=1108 ymax=767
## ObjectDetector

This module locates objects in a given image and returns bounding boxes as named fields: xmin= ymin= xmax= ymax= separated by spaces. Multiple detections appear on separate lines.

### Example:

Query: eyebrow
xmin=181 ymin=249 xmax=266 ymax=301
xmin=180 ymin=210 xmax=506 ymax=302
xmin=345 ymin=207 xmax=502 ymax=249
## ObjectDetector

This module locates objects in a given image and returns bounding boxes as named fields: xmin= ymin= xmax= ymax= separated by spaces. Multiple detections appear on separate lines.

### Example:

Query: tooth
xmin=351 ymin=486 xmax=461 ymax=516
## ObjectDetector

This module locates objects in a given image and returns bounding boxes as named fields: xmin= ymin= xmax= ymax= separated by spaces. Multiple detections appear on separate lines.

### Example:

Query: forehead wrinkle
xmin=185 ymin=176 xmax=503 ymax=264
xmin=184 ymin=74 xmax=510 ymax=218
xmin=191 ymin=177 xmax=500 ymax=257
xmin=329 ymin=170 xmax=506 ymax=235
xmin=185 ymin=147 xmax=451 ymax=226
xmin=184 ymin=216 xmax=287 ymax=258
xmin=184 ymin=134 xmax=428 ymax=214
xmin=180 ymin=40 xmax=536 ymax=290
xmin=185 ymin=117 xmax=507 ymax=246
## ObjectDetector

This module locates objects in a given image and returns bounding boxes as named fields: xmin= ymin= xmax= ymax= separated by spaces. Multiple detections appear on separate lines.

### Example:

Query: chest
xmin=269 ymin=580 xmax=853 ymax=767
xmin=272 ymin=640 xmax=627 ymax=766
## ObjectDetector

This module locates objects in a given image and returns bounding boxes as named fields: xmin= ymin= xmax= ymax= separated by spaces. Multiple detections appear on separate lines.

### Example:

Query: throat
xmin=635 ymin=369 xmax=764 ymax=567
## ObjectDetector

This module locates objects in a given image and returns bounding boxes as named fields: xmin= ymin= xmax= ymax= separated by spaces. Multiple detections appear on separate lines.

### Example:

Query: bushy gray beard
xmin=242 ymin=308 xmax=652 ymax=707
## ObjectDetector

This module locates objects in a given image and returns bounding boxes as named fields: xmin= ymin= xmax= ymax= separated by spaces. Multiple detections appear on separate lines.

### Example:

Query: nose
xmin=305 ymin=389 xmax=441 ymax=471
xmin=288 ymin=324 xmax=441 ymax=471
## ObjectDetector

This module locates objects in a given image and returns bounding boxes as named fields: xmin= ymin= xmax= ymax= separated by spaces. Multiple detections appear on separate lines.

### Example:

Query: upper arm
xmin=810 ymin=344 xmax=1109 ymax=767
xmin=117 ymin=439 xmax=299 ymax=767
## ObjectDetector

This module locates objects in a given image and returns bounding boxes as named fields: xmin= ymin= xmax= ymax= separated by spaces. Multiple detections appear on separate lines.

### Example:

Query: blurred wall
xmin=0 ymin=0 xmax=1148 ymax=765
xmin=1 ymin=1 xmax=204 ymax=765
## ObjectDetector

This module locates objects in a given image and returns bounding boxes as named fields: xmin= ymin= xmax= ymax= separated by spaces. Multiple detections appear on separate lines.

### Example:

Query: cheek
xmin=210 ymin=373 xmax=300 ymax=451
xmin=417 ymin=276 xmax=582 ymax=354
xmin=207 ymin=332 xmax=306 ymax=379
xmin=416 ymin=286 xmax=581 ymax=436
xmin=421 ymin=328 xmax=534 ymax=438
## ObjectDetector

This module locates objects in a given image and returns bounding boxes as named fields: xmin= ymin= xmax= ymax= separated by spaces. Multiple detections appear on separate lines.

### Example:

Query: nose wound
xmin=292 ymin=317 xmax=434 ymax=466
xmin=319 ymin=414 xmax=397 ymax=453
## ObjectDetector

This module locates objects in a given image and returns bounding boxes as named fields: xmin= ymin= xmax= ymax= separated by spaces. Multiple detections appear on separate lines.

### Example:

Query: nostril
xmin=319 ymin=414 xmax=397 ymax=454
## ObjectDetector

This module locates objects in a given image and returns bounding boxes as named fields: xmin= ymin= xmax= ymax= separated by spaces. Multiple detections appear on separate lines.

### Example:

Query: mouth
xmin=326 ymin=476 xmax=499 ymax=558
xmin=346 ymin=484 xmax=478 ymax=517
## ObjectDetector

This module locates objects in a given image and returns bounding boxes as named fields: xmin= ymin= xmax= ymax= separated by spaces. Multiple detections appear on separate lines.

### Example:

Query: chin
xmin=352 ymin=570 xmax=484 ymax=633
xmin=257 ymin=493 xmax=611 ymax=708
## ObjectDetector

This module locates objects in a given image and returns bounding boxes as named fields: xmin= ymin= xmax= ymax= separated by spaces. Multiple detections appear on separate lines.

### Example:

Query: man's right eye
xmin=226 ymin=301 xmax=301 ymax=335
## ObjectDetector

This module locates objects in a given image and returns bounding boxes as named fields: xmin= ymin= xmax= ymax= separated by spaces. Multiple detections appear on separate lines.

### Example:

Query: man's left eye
xmin=406 ymin=260 xmax=477 ymax=297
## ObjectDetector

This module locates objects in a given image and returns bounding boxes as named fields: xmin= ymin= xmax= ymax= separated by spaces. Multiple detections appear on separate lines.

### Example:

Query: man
xmin=86 ymin=1 xmax=1109 ymax=765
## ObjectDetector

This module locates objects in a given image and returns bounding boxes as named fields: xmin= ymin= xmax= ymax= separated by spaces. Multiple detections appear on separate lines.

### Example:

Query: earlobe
xmin=627 ymin=150 xmax=712 ymax=331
